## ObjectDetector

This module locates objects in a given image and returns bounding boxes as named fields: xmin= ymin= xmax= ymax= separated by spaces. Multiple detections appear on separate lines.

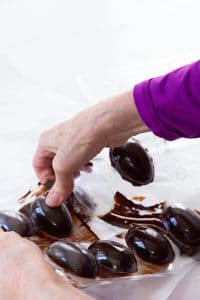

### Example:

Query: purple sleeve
xmin=133 ymin=60 xmax=200 ymax=140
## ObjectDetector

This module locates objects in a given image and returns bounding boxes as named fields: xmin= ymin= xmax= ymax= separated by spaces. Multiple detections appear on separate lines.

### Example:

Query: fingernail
xmin=46 ymin=191 xmax=62 ymax=207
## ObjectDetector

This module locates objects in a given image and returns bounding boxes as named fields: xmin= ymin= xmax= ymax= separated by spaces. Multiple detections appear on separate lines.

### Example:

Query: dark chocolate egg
xmin=0 ymin=210 xmax=33 ymax=237
xmin=125 ymin=226 xmax=175 ymax=265
xmin=89 ymin=240 xmax=137 ymax=274
xmin=47 ymin=241 xmax=98 ymax=278
xmin=29 ymin=196 xmax=73 ymax=238
xmin=109 ymin=140 xmax=154 ymax=186
xmin=162 ymin=205 xmax=200 ymax=246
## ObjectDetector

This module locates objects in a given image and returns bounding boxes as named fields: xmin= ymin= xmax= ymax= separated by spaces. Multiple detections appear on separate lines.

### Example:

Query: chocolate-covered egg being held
xmin=29 ymin=196 xmax=73 ymax=238
xmin=0 ymin=210 xmax=33 ymax=237
xmin=125 ymin=226 xmax=175 ymax=265
xmin=89 ymin=240 xmax=137 ymax=274
xmin=109 ymin=140 xmax=154 ymax=186
xmin=162 ymin=205 xmax=200 ymax=246
xmin=47 ymin=241 xmax=98 ymax=278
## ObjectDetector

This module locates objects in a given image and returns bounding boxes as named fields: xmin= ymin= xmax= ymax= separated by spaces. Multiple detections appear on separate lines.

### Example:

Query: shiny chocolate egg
xmin=89 ymin=240 xmax=137 ymax=274
xmin=29 ymin=196 xmax=73 ymax=238
xmin=47 ymin=241 xmax=98 ymax=278
xmin=109 ymin=140 xmax=154 ymax=186
xmin=125 ymin=226 xmax=175 ymax=265
xmin=162 ymin=205 xmax=200 ymax=246
xmin=0 ymin=210 xmax=33 ymax=237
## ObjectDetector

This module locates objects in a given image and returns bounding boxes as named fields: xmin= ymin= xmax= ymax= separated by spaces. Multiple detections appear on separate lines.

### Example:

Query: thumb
xmin=46 ymin=173 xmax=74 ymax=207
xmin=46 ymin=156 xmax=74 ymax=207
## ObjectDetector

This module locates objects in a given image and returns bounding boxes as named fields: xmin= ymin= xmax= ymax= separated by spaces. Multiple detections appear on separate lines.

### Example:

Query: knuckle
xmin=52 ymin=152 xmax=67 ymax=175
xmin=53 ymin=159 xmax=65 ymax=175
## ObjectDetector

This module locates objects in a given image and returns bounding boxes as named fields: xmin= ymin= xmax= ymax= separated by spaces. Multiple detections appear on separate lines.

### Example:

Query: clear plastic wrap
xmin=75 ymin=136 xmax=200 ymax=299
xmin=16 ymin=134 xmax=200 ymax=298
xmin=1 ymin=54 xmax=200 ymax=299
xmin=18 ymin=135 xmax=198 ymax=298
xmin=75 ymin=56 xmax=200 ymax=298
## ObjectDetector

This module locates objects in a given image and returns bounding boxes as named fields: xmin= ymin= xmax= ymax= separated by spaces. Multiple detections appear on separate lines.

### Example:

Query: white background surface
xmin=0 ymin=1 xmax=200 ymax=299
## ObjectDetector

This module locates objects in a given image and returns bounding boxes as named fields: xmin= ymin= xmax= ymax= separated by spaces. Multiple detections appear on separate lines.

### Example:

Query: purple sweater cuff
xmin=133 ymin=61 xmax=200 ymax=141
xmin=134 ymin=80 xmax=179 ymax=140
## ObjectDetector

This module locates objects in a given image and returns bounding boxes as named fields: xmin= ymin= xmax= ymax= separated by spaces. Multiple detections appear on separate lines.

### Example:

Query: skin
xmin=33 ymin=91 xmax=148 ymax=207
xmin=0 ymin=229 xmax=92 ymax=300
xmin=1 ymin=91 xmax=148 ymax=299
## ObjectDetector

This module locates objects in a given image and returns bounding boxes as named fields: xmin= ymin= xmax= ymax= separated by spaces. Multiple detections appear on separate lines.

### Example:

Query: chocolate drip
xmin=101 ymin=213 xmax=166 ymax=230
xmin=101 ymin=192 xmax=200 ymax=257
xmin=114 ymin=192 xmax=166 ymax=212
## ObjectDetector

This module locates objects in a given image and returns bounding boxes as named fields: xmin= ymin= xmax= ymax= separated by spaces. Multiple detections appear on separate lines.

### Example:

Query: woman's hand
xmin=0 ymin=230 xmax=92 ymax=300
xmin=33 ymin=91 xmax=148 ymax=207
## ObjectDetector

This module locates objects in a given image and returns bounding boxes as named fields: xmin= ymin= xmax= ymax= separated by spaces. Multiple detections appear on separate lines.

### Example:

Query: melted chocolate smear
xmin=67 ymin=189 xmax=97 ymax=222
xmin=100 ymin=192 xmax=166 ymax=229
xmin=101 ymin=192 xmax=200 ymax=257
xmin=102 ymin=213 xmax=166 ymax=229
xmin=114 ymin=192 xmax=166 ymax=212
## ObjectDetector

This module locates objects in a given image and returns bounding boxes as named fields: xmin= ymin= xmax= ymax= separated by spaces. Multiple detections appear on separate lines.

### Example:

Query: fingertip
xmin=46 ymin=191 xmax=64 ymax=207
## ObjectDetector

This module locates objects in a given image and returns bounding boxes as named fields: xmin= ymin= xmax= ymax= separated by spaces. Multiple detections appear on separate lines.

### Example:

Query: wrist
xmin=96 ymin=90 xmax=149 ymax=147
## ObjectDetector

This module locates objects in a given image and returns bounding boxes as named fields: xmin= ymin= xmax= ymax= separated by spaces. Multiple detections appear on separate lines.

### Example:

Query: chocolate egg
xmin=89 ymin=240 xmax=137 ymax=274
xmin=0 ymin=210 xmax=33 ymax=237
xmin=109 ymin=141 xmax=154 ymax=186
xmin=162 ymin=205 xmax=200 ymax=246
xmin=47 ymin=241 xmax=98 ymax=278
xmin=125 ymin=226 xmax=175 ymax=265
xmin=29 ymin=196 xmax=73 ymax=238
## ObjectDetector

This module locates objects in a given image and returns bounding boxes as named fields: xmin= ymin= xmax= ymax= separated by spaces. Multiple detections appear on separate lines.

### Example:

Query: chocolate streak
xmin=100 ymin=192 xmax=200 ymax=256
xmin=101 ymin=192 xmax=166 ymax=229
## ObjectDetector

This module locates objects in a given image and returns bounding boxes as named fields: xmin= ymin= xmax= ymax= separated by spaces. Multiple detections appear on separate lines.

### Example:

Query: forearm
xmin=75 ymin=90 xmax=149 ymax=149
xmin=100 ymin=90 xmax=149 ymax=146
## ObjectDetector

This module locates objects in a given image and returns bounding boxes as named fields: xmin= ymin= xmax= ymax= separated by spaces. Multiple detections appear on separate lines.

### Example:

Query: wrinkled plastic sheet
xmin=78 ymin=136 xmax=200 ymax=299
xmin=76 ymin=56 xmax=200 ymax=299
xmin=1 ymin=54 xmax=200 ymax=299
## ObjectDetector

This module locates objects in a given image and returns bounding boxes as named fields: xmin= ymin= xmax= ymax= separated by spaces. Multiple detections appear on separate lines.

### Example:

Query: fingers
xmin=33 ymin=118 xmax=101 ymax=207
xmin=46 ymin=142 xmax=99 ymax=207
xmin=46 ymin=173 xmax=74 ymax=207
xmin=33 ymin=146 xmax=55 ymax=184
